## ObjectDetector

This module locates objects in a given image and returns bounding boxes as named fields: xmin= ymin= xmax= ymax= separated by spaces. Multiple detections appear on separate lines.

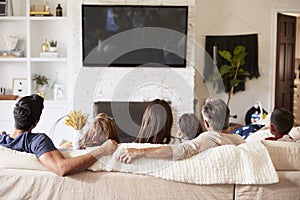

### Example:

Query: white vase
xmin=72 ymin=129 xmax=83 ymax=150
xmin=49 ymin=47 xmax=57 ymax=52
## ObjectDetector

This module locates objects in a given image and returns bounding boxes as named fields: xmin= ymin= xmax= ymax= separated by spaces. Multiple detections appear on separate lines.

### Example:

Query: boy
xmin=265 ymin=108 xmax=294 ymax=141
xmin=177 ymin=113 xmax=202 ymax=141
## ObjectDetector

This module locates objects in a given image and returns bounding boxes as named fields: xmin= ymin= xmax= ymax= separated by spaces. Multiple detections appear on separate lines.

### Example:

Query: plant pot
xmin=49 ymin=47 xmax=57 ymax=52
xmin=36 ymin=84 xmax=46 ymax=98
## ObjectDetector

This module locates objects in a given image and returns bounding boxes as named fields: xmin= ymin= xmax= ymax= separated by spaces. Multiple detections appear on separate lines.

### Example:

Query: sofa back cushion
xmin=0 ymin=145 xmax=48 ymax=171
xmin=262 ymin=140 xmax=300 ymax=171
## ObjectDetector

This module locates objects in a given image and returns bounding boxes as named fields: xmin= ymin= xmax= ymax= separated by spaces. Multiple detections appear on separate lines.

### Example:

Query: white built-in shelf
xmin=30 ymin=58 xmax=68 ymax=62
xmin=29 ymin=16 xmax=67 ymax=21
xmin=0 ymin=0 xmax=71 ymax=101
xmin=0 ymin=58 xmax=27 ymax=62
xmin=0 ymin=17 xmax=27 ymax=21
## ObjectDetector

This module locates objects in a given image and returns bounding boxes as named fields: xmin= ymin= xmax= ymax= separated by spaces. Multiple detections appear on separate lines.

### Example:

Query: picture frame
xmin=0 ymin=0 xmax=7 ymax=16
xmin=53 ymin=84 xmax=64 ymax=100
xmin=12 ymin=78 xmax=27 ymax=97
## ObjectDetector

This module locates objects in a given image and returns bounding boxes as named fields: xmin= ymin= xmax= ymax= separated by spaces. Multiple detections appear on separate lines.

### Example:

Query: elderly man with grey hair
xmin=117 ymin=98 xmax=245 ymax=163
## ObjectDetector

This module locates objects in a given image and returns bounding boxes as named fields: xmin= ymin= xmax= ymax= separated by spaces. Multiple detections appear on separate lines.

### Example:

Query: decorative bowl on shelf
xmin=2 ymin=35 xmax=19 ymax=51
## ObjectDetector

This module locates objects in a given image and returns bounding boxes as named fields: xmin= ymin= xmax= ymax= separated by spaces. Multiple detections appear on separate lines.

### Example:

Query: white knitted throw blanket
xmin=83 ymin=142 xmax=279 ymax=185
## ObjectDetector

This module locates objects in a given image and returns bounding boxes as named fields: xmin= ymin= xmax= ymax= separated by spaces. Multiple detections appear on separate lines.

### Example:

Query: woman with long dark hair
xmin=135 ymin=99 xmax=173 ymax=144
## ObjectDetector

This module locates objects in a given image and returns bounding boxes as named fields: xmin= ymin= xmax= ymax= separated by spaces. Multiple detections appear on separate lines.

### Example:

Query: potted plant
xmin=209 ymin=45 xmax=250 ymax=106
xmin=32 ymin=73 xmax=49 ymax=98
xmin=49 ymin=40 xmax=57 ymax=52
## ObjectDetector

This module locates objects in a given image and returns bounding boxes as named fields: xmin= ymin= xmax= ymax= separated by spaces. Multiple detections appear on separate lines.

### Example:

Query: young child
xmin=177 ymin=113 xmax=202 ymax=141
xmin=78 ymin=113 xmax=120 ymax=149
xmin=265 ymin=108 xmax=294 ymax=141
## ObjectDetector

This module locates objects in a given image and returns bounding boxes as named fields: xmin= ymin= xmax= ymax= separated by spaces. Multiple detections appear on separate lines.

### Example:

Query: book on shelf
xmin=40 ymin=52 xmax=59 ymax=58
xmin=30 ymin=11 xmax=52 ymax=16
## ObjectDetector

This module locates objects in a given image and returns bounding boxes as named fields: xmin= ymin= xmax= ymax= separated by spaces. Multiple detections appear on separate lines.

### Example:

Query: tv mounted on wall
xmin=82 ymin=5 xmax=188 ymax=67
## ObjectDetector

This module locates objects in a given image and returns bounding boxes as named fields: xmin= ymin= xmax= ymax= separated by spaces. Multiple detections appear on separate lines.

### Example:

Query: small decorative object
xmin=6 ymin=0 xmax=12 ymax=16
xmin=2 ymin=35 xmax=18 ymax=51
xmin=49 ymin=40 xmax=57 ymax=52
xmin=56 ymin=3 xmax=62 ymax=17
xmin=32 ymin=73 xmax=49 ymax=98
xmin=0 ymin=86 xmax=5 ymax=95
xmin=53 ymin=84 xmax=64 ymax=100
xmin=45 ymin=2 xmax=50 ymax=12
xmin=12 ymin=78 xmax=27 ymax=97
xmin=72 ymin=129 xmax=83 ymax=150
xmin=41 ymin=38 xmax=49 ymax=52
xmin=65 ymin=110 xmax=89 ymax=149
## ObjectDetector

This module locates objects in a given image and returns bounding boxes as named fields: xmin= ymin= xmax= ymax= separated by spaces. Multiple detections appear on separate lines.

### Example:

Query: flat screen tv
xmin=82 ymin=5 xmax=188 ymax=67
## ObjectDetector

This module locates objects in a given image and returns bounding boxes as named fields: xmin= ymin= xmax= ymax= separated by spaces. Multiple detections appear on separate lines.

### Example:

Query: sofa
xmin=0 ymin=140 xmax=300 ymax=200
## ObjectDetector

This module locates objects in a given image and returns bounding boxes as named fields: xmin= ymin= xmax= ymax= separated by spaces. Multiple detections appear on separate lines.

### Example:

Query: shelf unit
xmin=0 ymin=0 xmax=71 ymax=101
xmin=0 ymin=0 xmax=73 ymax=144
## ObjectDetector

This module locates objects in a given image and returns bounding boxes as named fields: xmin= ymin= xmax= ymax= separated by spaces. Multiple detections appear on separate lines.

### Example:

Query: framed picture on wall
xmin=12 ymin=78 xmax=28 ymax=97
xmin=0 ymin=0 xmax=7 ymax=16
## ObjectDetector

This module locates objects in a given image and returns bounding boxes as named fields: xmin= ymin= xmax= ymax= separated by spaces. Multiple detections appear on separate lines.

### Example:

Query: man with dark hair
xmin=0 ymin=94 xmax=118 ymax=176
xmin=117 ymin=98 xmax=245 ymax=163
xmin=265 ymin=108 xmax=295 ymax=141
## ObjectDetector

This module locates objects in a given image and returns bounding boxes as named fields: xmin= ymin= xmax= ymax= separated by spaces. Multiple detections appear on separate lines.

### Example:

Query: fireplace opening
xmin=95 ymin=101 xmax=151 ymax=143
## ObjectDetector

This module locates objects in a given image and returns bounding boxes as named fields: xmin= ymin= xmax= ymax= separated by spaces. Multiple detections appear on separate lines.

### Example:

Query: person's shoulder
xmin=225 ymin=133 xmax=245 ymax=144
xmin=201 ymin=131 xmax=221 ymax=137
xmin=195 ymin=131 xmax=222 ymax=141
xmin=28 ymin=132 xmax=52 ymax=143
xmin=29 ymin=132 xmax=49 ymax=138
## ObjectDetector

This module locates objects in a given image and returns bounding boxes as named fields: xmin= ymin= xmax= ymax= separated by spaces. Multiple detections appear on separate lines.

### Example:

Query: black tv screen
xmin=82 ymin=5 xmax=188 ymax=67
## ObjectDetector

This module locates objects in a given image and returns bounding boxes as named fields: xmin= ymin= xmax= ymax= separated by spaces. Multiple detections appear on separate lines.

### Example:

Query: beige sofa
xmin=0 ymin=140 xmax=299 ymax=200
xmin=235 ymin=140 xmax=300 ymax=200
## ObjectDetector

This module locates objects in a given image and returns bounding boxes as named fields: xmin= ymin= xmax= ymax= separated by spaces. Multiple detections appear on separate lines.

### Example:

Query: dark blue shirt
xmin=0 ymin=132 xmax=57 ymax=157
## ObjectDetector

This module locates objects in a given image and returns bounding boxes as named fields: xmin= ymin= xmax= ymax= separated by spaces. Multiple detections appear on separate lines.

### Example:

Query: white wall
xmin=194 ymin=0 xmax=300 ymax=124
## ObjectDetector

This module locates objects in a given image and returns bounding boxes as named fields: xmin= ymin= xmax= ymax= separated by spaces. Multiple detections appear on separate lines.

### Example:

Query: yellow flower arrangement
xmin=65 ymin=110 xmax=89 ymax=130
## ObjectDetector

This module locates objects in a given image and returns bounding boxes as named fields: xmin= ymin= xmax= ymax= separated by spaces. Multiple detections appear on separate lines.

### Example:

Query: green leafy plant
xmin=32 ymin=74 xmax=49 ymax=86
xmin=49 ymin=40 xmax=57 ymax=47
xmin=209 ymin=45 xmax=250 ymax=106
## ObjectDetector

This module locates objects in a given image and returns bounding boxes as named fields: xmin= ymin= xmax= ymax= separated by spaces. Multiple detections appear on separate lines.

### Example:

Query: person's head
xmin=270 ymin=108 xmax=294 ymax=136
xmin=78 ymin=113 xmax=120 ymax=149
xmin=178 ymin=113 xmax=201 ymax=140
xmin=135 ymin=99 xmax=173 ymax=144
xmin=201 ymin=98 xmax=230 ymax=131
xmin=13 ymin=94 xmax=44 ymax=131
